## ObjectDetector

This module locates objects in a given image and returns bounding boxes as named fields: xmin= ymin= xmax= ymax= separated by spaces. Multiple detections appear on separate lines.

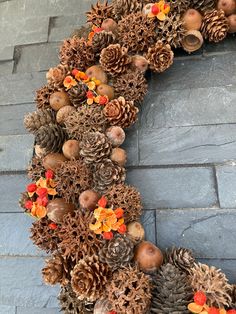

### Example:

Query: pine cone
xmin=201 ymin=9 xmax=229 ymax=42
xmin=64 ymin=105 xmax=107 ymax=141
xmin=105 ymin=184 xmax=143 ymax=223
xmin=170 ymin=0 xmax=191 ymax=14
xmin=86 ymin=0 xmax=114 ymax=26
xmin=58 ymin=284 xmax=94 ymax=314
xmin=42 ymin=253 xmax=69 ymax=286
xmin=164 ymin=247 xmax=195 ymax=274
xmin=112 ymin=0 xmax=144 ymax=21
xmin=189 ymin=0 xmax=216 ymax=13
xmin=229 ymin=285 xmax=236 ymax=309
xmin=58 ymin=211 xmax=103 ymax=263
xmin=27 ymin=156 xmax=45 ymax=181
xmin=24 ymin=109 xmax=56 ymax=134
xmin=46 ymin=64 xmax=70 ymax=88
xmin=71 ymin=255 xmax=111 ymax=301
xmin=92 ymin=30 xmax=116 ymax=55
xmin=35 ymin=84 xmax=58 ymax=110
xmin=100 ymin=44 xmax=131 ymax=76
xmin=145 ymin=41 xmax=174 ymax=73
xmin=108 ymin=265 xmax=152 ymax=313
xmin=118 ymin=12 xmax=157 ymax=54
xmin=150 ymin=263 xmax=193 ymax=314
xmin=93 ymin=159 xmax=126 ymax=193
xmin=60 ymin=36 xmax=95 ymax=70
xmin=103 ymin=96 xmax=139 ymax=129
xmin=99 ymin=234 xmax=134 ymax=270
xmin=189 ymin=262 xmax=232 ymax=308
xmin=80 ymin=131 xmax=112 ymax=164
xmin=113 ymin=69 xmax=147 ymax=105
xmin=67 ymin=83 xmax=88 ymax=108
xmin=35 ymin=124 xmax=67 ymax=154
xmin=54 ymin=159 xmax=93 ymax=204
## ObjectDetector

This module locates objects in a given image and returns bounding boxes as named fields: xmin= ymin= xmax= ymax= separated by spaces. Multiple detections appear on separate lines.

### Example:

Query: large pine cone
xmin=113 ymin=69 xmax=147 ymax=105
xmin=164 ymin=247 xmax=195 ymax=274
xmin=201 ymin=9 xmax=229 ymax=42
xmin=93 ymin=159 xmax=126 ymax=193
xmin=46 ymin=64 xmax=70 ymax=88
xmin=100 ymin=44 xmax=131 ymax=76
xmin=80 ymin=131 xmax=112 ymax=164
xmin=92 ymin=30 xmax=116 ymax=55
xmin=99 ymin=234 xmax=134 ymax=270
xmin=42 ymin=253 xmax=69 ymax=286
xmin=189 ymin=0 xmax=217 ymax=13
xmin=27 ymin=156 xmax=45 ymax=181
xmin=35 ymin=84 xmax=58 ymax=110
xmin=86 ymin=0 xmax=114 ymax=27
xmin=112 ymin=0 xmax=144 ymax=21
xmin=150 ymin=263 xmax=193 ymax=313
xmin=108 ymin=265 xmax=151 ymax=314
xmin=35 ymin=124 xmax=67 ymax=154
xmin=103 ymin=96 xmax=139 ymax=129
xmin=189 ymin=262 xmax=232 ymax=308
xmin=67 ymin=83 xmax=88 ymax=108
xmin=24 ymin=109 xmax=55 ymax=134
xmin=71 ymin=255 xmax=111 ymax=301
xmin=145 ymin=41 xmax=174 ymax=73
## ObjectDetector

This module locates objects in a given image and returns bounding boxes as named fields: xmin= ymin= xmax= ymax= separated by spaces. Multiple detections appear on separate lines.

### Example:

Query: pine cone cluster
xmin=86 ymin=0 xmax=114 ymax=26
xmin=67 ymin=83 xmax=88 ymax=107
xmin=164 ymin=247 xmax=195 ymax=274
xmin=35 ymin=84 xmax=57 ymax=110
xmin=92 ymin=30 xmax=116 ymax=55
xmin=201 ymin=9 xmax=229 ymax=42
xmin=24 ymin=109 xmax=55 ymax=133
xmin=46 ymin=64 xmax=70 ymax=88
xmin=189 ymin=0 xmax=217 ymax=12
xmin=42 ymin=253 xmax=69 ymax=286
xmin=71 ymin=255 xmax=111 ymax=301
xmin=100 ymin=44 xmax=131 ymax=76
xmin=103 ymin=96 xmax=139 ymax=129
xmin=112 ymin=0 xmax=144 ymax=21
xmin=80 ymin=131 xmax=112 ymax=164
xmin=145 ymin=41 xmax=174 ymax=73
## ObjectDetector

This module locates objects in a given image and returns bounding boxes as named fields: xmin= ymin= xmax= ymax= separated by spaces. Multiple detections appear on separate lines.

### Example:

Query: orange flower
xmin=147 ymin=1 xmax=170 ymax=20
xmin=31 ymin=202 xmax=47 ymax=219
xmin=63 ymin=75 xmax=77 ymax=89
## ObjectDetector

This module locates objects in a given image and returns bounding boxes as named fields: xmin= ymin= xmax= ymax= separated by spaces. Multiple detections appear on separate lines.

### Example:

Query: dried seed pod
xmin=62 ymin=140 xmax=80 ymax=160
xmin=79 ymin=190 xmax=100 ymax=210
xmin=110 ymin=147 xmax=127 ymax=166
xmin=127 ymin=221 xmax=145 ymax=244
xmin=43 ymin=153 xmax=68 ymax=171
xmin=105 ymin=126 xmax=126 ymax=147
xmin=182 ymin=30 xmax=204 ymax=53
xmin=50 ymin=91 xmax=71 ymax=111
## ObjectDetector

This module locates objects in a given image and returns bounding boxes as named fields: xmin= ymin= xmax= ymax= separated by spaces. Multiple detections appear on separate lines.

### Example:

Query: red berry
xmin=49 ymin=223 xmax=58 ymax=230
xmin=194 ymin=291 xmax=207 ymax=306
xmin=27 ymin=183 xmax=37 ymax=193
xmin=118 ymin=224 xmax=127 ymax=234
xmin=208 ymin=308 xmax=220 ymax=314
xmin=37 ymin=196 xmax=48 ymax=207
xmin=98 ymin=196 xmax=107 ymax=208
xmin=36 ymin=187 xmax=48 ymax=198
xmin=72 ymin=69 xmax=79 ymax=76
xmin=87 ymin=90 xmax=94 ymax=98
xmin=99 ymin=95 xmax=108 ymax=105
xmin=107 ymin=311 xmax=117 ymax=314
xmin=114 ymin=208 xmax=124 ymax=219
xmin=151 ymin=4 xmax=160 ymax=15
xmin=65 ymin=77 xmax=72 ymax=83
xmin=103 ymin=231 xmax=113 ymax=240
xmin=94 ymin=27 xmax=103 ymax=33
xmin=228 ymin=311 xmax=236 ymax=314
xmin=25 ymin=200 xmax=33 ymax=210
xmin=45 ymin=169 xmax=54 ymax=179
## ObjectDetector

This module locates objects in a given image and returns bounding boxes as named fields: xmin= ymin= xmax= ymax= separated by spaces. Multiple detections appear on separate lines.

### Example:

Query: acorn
xmin=110 ymin=147 xmax=127 ymax=166
xmin=106 ymin=126 xmax=126 ymax=147
xmin=182 ymin=30 xmax=204 ymax=53
xmin=34 ymin=144 xmax=47 ymax=158
xmin=62 ymin=140 xmax=80 ymax=160
xmin=85 ymin=65 xmax=108 ymax=84
xmin=56 ymin=105 xmax=76 ymax=125
xmin=79 ymin=190 xmax=100 ymax=210
xmin=182 ymin=9 xmax=203 ymax=30
xmin=127 ymin=221 xmax=145 ymax=244
xmin=134 ymin=241 xmax=163 ymax=273
xmin=132 ymin=55 xmax=149 ymax=73
xmin=49 ymin=91 xmax=71 ymax=111
xmin=217 ymin=0 xmax=236 ymax=16
xmin=228 ymin=14 xmax=236 ymax=32
xmin=43 ymin=153 xmax=67 ymax=171
xmin=97 ymin=84 xmax=115 ymax=100
xmin=47 ymin=198 xmax=76 ymax=223
xmin=101 ymin=18 xmax=118 ymax=33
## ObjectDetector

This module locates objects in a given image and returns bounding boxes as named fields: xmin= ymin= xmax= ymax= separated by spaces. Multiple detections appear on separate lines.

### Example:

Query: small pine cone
xmin=107 ymin=265 xmax=152 ymax=314
xmin=113 ymin=69 xmax=147 ymax=105
xmin=92 ymin=30 xmax=116 ymax=55
xmin=112 ymin=0 xmax=144 ymax=21
xmin=164 ymin=247 xmax=195 ymax=274
xmin=35 ymin=84 xmax=58 ymax=110
xmin=100 ymin=44 xmax=131 ymax=76
xmin=201 ymin=9 xmax=229 ymax=43
xmin=71 ymin=255 xmax=111 ymax=301
xmin=103 ymin=96 xmax=139 ymax=129
xmin=46 ymin=64 xmax=70 ymax=88
xmin=93 ymin=159 xmax=126 ymax=194
xmin=60 ymin=36 xmax=95 ymax=70
xmin=105 ymin=184 xmax=142 ymax=223
xmin=189 ymin=0 xmax=216 ymax=13
xmin=99 ymin=234 xmax=134 ymax=270
xmin=86 ymin=0 xmax=114 ymax=27
xmin=27 ymin=156 xmax=45 ymax=181
xmin=42 ymin=253 xmax=69 ymax=286
xmin=80 ymin=131 xmax=112 ymax=164
xmin=35 ymin=124 xmax=67 ymax=154
xmin=24 ymin=109 xmax=56 ymax=134
xmin=67 ymin=83 xmax=88 ymax=108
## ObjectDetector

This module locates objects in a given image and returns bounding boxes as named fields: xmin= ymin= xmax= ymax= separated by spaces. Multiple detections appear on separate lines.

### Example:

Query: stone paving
xmin=0 ymin=0 xmax=236 ymax=313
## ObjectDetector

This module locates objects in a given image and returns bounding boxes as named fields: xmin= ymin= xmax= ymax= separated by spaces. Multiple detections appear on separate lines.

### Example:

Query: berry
xmin=37 ymin=196 xmax=48 ymax=207
xmin=151 ymin=4 xmax=160 ymax=15
xmin=27 ymin=183 xmax=37 ymax=193
xmin=49 ymin=223 xmax=58 ymax=230
xmin=98 ymin=196 xmax=107 ymax=208
xmin=65 ymin=76 xmax=72 ymax=83
xmin=25 ymin=200 xmax=33 ymax=210
xmin=227 ymin=311 xmax=236 ymax=314
xmin=118 ymin=224 xmax=127 ymax=234
xmin=208 ymin=308 xmax=220 ymax=314
xmin=36 ymin=187 xmax=48 ymax=198
xmin=72 ymin=69 xmax=79 ymax=76
xmin=45 ymin=169 xmax=54 ymax=179
xmin=103 ymin=231 xmax=113 ymax=240
xmin=114 ymin=207 xmax=124 ymax=219
xmin=194 ymin=291 xmax=207 ymax=306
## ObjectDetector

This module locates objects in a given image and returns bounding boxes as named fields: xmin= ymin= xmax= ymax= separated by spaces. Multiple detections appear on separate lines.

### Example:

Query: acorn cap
xmin=182 ymin=30 xmax=204 ymax=53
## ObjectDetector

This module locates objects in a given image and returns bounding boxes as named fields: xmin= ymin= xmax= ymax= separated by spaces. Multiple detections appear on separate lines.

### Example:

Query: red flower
xmin=103 ymin=231 xmax=114 ymax=240
xmin=72 ymin=68 xmax=79 ymax=76
xmin=49 ymin=223 xmax=58 ymax=230
xmin=25 ymin=200 xmax=33 ymax=210
xmin=118 ymin=224 xmax=127 ymax=234
xmin=27 ymin=183 xmax=37 ymax=193
xmin=37 ymin=196 xmax=48 ymax=207
xmin=114 ymin=208 xmax=124 ymax=219
xmin=194 ymin=291 xmax=207 ymax=306
xmin=45 ymin=169 xmax=54 ymax=179
xmin=208 ymin=308 xmax=220 ymax=314
xmin=87 ymin=90 xmax=94 ymax=98
xmin=98 ymin=196 xmax=107 ymax=208
xmin=36 ymin=187 xmax=48 ymax=198
xmin=227 ymin=311 xmax=236 ymax=314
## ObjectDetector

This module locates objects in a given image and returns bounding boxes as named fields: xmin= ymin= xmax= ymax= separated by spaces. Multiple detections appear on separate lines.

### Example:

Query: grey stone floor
xmin=0 ymin=0 xmax=236 ymax=313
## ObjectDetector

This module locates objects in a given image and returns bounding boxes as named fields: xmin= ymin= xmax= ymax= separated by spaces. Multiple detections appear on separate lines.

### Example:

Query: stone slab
xmin=127 ymin=167 xmax=217 ymax=209
xmin=121 ymin=124 xmax=139 ymax=167
xmin=0 ymin=46 xmax=14 ymax=61
xmin=141 ymin=210 xmax=156 ymax=244
xmin=17 ymin=307 xmax=60 ymax=314
xmin=0 ymin=305 xmax=16 ymax=314
xmin=216 ymin=165 xmax=236 ymax=208
xmin=203 ymin=34 xmax=236 ymax=55
xmin=0 ymin=134 xmax=34 ymax=172
xmin=0 ymin=61 xmax=14 ymax=75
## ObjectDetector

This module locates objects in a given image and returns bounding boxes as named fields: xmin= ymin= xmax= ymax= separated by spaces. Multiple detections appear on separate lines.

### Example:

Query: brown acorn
xmin=97 ymin=84 xmax=115 ymax=100
xmin=134 ymin=241 xmax=163 ymax=273
xmin=79 ymin=190 xmax=100 ymax=210
xmin=105 ymin=126 xmax=125 ymax=147
xmin=85 ymin=65 xmax=108 ymax=84
xmin=62 ymin=140 xmax=80 ymax=160
xmin=43 ymin=153 xmax=67 ymax=171
xmin=47 ymin=199 xmax=76 ymax=223
xmin=56 ymin=106 xmax=76 ymax=125
xmin=127 ymin=221 xmax=145 ymax=244
xmin=217 ymin=0 xmax=236 ymax=16
xmin=131 ymin=55 xmax=149 ymax=73
xmin=182 ymin=30 xmax=204 ymax=53
xmin=101 ymin=18 xmax=118 ymax=33
xmin=49 ymin=91 xmax=71 ymax=111
xmin=182 ymin=9 xmax=203 ymax=30
xmin=110 ymin=147 xmax=127 ymax=166
xmin=228 ymin=14 xmax=236 ymax=32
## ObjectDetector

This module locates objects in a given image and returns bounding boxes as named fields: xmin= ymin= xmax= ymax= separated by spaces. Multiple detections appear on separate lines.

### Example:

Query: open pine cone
xmin=86 ymin=0 xmax=114 ymax=26
xmin=42 ymin=253 xmax=69 ymax=286
xmin=201 ymin=9 xmax=229 ymax=43
xmin=103 ymin=96 xmax=139 ymax=129
xmin=92 ymin=30 xmax=117 ymax=55
xmin=164 ymin=247 xmax=195 ymax=274
xmin=35 ymin=84 xmax=58 ymax=110
xmin=67 ymin=83 xmax=88 ymax=107
xmin=112 ymin=0 xmax=144 ymax=21
xmin=189 ymin=0 xmax=217 ymax=13
xmin=46 ymin=64 xmax=70 ymax=88
xmin=24 ymin=109 xmax=56 ymax=134
xmin=27 ymin=156 xmax=45 ymax=181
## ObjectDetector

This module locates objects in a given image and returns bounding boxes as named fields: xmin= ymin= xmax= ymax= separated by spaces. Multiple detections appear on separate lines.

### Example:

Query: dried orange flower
xmin=63 ymin=75 xmax=77 ymax=89
xmin=146 ymin=1 xmax=170 ymax=20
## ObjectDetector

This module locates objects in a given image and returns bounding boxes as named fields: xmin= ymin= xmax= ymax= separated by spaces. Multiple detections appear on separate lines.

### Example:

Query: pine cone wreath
xmin=150 ymin=263 xmax=193 ymax=314
xmin=103 ymin=96 xmax=139 ymax=129
xmin=107 ymin=265 xmax=152 ymax=314
xmin=201 ymin=9 xmax=229 ymax=42
xmin=99 ymin=234 xmax=134 ymax=270
xmin=27 ymin=156 xmax=45 ymax=181
xmin=35 ymin=84 xmax=58 ymax=110
xmin=42 ymin=253 xmax=69 ymax=286
xmin=71 ymin=255 xmax=111 ymax=301
xmin=24 ymin=109 xmax=56 ymax=134
xmin=46 ymin=64 xmax=70 ymax=88
xmin=99 ymin=44 xmax=131 ymax=76
xmin=58 ymin=211 xmax=103 ymax=263
xmin=93 ymin=159 xmax=126 ymax=193
xmin=113 ymin=69 xmax=148 ymax=105
xmin=35 ymin=124 xmax=67 ymax=154
xmin=189 ymin=262 xmax=232 ymax=308
xmin=80 ymin=131 xmax=112 ymax=164
xmin=189 ymin=0 xmax=217 ymax=13
xmin=67 ymin=83 xmax=88 ymax=108
xmin=105 ymin=184 xmax=143 ymax=223
xmin=54 ymin=159 xmax=93 ymax=204
xmin=112 ymin=0 xmax=144 ymax=21
xmin=145 ymin=41 xmax=174 ymax=73
xmin=164 ymin=247 xmax=195 ymax=274
xmin=92 ymin=30 xmax=116 ymax=55
xmin=86 ymin=0 xmax=114 ymax=27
